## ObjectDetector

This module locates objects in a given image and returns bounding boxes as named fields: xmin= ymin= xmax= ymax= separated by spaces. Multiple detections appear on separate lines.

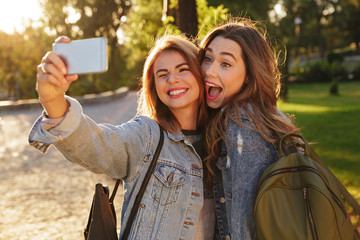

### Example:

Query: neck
xmin=171 ymin=106 xmax=198 ymax=130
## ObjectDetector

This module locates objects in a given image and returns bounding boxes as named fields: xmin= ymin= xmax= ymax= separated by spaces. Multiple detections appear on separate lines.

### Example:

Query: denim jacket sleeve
xmin=216 ymin=110 xmax=277 ymax=240
xmin=28 ymin=96 xmax=157 ymax=180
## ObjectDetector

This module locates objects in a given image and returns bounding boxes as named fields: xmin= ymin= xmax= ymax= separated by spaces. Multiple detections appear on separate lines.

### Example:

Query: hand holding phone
xmin=52 ymin=37 xmax=108 ymax=75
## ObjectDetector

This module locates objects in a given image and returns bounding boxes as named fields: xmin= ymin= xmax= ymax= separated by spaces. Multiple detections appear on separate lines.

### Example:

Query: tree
xmin=0 ymin=25 xmax=52 ymax=100
xmin=178 ymin=0 xmax=198 ymax=37
xmin=338 ymin=0 xmax=360 ymax=52
xmin=197 ymin=0 xmax=228 ymax=38
xmin=74 ymin=0 xmax=132 ymax=92
xmin=207 ymin=0 xmax=274 ymax=21
xmin=121 ymin=0 xmax=164 ymax=88
xmin=163 ymin=0 xmax=228 ymax=38
xmin=40 ymin=0 xmax=132 ymax=93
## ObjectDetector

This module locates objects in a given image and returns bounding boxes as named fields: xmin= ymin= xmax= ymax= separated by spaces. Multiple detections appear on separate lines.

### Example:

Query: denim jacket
xmin=213 ymin=107 xmax=278 ymax=240
xmin=29 ymin=96 xmax=204 ymax=240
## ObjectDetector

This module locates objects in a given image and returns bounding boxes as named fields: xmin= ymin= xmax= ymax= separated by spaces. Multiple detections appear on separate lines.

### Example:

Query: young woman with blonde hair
xmin=29 ymin=35 xmax=215 ymax=239
xmin=199 ymin=19 xmax=300 ymax=239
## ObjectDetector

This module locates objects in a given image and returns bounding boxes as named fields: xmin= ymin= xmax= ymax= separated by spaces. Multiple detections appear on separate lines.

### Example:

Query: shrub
xmin=330 ymin=61 xmax=349 ymax=81
xmin=327 ymin=51 xmax=344 ymax=64
xmin=301 ymin=60 xmax=332 ymax=83
xmin=351 ymin=61 xmax=360 ymax=81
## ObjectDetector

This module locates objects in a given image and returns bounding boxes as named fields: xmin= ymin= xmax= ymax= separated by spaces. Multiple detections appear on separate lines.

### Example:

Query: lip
xmin=166 ymin=87 xmax=188 ymax=99
xmin=204 ymin=80 xmax=222 ymax=100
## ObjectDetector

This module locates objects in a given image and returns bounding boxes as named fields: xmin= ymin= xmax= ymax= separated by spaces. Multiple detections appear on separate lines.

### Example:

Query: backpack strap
xmin=279 ymin=133 xmax=360 ymax=215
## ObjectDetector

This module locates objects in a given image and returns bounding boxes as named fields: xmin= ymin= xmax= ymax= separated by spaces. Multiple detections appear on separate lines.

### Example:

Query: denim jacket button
xmin=225 ymin=235 xmax=231 ymax=240
xmin=219 ymin=197 xmax=226 ymax=203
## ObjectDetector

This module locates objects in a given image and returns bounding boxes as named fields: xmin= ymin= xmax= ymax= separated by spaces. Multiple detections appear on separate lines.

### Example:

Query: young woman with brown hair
xmin=29 ymin=35 xmax=214 ymax=239
xmin=199 ymin=19 xmax=300 ymax=239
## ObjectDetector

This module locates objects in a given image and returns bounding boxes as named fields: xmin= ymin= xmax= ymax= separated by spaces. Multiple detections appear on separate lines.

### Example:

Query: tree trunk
xmin=110 ymin=36 xmax=118 ymax=92
xmin=177 ymin=0 xmax=198 ymax=37
xmin=316 ymin=14 xmax=326 ymax=59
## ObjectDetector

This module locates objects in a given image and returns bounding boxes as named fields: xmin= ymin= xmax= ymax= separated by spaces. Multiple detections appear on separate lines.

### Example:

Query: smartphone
xmin=52 ymin=37 xmax=108 ymax=75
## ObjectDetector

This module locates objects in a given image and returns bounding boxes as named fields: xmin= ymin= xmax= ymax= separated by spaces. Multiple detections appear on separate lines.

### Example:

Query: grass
xmin=278 ymin=81 xmax=360 ymax=201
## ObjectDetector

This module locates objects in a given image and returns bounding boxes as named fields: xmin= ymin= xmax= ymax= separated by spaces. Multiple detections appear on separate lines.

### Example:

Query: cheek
xmin=200 ymin=64 xmax=207 ymax=76
xmin=222 ymin=73 xmax=243 ymax=98
xmin=154 ymin=80 xmax=164 ymax=98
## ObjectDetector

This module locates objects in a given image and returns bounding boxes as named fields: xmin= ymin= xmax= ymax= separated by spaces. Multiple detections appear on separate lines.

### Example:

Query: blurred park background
xmin=0 ymin=0 xmax=359 ymax=230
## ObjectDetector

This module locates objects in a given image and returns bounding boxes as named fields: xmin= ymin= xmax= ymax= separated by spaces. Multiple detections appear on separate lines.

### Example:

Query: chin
xmin=206 ymin=100 xmax=222 ymax=110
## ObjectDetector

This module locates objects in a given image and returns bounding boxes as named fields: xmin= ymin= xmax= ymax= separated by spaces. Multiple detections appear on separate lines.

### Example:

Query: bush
xmin=290 ymin=60 xmax=350 ymax=83
xmin=301 ymin=60 xmax=332 ymax=83
xmin=327 ymin=51 xmax=344 ymax=64
xmin=351 ymin=61 xmax=360 ymax=81
xmin=330 ymin=61 xmax=348 ymax=81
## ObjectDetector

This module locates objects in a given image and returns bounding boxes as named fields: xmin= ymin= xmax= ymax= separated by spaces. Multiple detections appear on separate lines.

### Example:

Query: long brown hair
xmin=199 ymin=19 xmax=300 ymax=174
xmin=137 ymin=35 xmax=208 ymax=132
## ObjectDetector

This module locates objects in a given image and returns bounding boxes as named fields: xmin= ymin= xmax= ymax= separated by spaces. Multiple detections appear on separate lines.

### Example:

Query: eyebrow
xmin=155 ymin=62 xmax=189 ymax=75
xmin=206 ymin=48 xmax=237 ymax=61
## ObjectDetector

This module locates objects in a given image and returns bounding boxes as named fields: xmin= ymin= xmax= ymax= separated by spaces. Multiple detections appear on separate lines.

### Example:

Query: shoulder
xmin=225 ymin=104 xmax=266 ymax=146
xmin=127 ymin=115 xmax=163 ymax=146
xmin=226 ymin=104 xmax=251 ymax=126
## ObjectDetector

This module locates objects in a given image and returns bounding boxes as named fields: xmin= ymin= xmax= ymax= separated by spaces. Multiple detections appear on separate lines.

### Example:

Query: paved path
xmin=0 ymin=92 xmax=138 ymax=240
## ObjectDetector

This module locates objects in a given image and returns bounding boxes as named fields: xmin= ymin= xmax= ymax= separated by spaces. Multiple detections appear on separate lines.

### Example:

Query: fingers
xmin=55 ymin=36 xmax=71 ymax=43
xmin=42 ymin=51 xmax=67 ymax=75
xmin=37 ymin=64 xmax=66 ymax=88
xmin=37 ymin=36 xmax=78 ymax=90
xmin=65 ymin=74 xmax=78 ymax=82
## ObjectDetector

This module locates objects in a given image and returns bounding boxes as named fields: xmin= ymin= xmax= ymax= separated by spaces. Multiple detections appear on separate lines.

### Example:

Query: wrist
xmin=40 ymin=95 xmax=69 ymax=118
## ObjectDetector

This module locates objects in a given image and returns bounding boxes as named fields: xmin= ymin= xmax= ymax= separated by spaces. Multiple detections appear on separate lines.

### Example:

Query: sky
xmin=0 ymin=0 xmax=42 ymax=34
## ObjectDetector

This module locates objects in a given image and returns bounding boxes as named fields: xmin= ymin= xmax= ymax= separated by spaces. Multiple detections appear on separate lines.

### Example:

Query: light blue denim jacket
xmin=29 ymin=96 xmax=204 ymax=240
xmin=213 ymin=107 xmax=278 ymax=240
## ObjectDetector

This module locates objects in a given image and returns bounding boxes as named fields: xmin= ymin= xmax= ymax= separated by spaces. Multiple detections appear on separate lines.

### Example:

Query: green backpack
xmin=254 ymin=133 xmax=360 ymax=240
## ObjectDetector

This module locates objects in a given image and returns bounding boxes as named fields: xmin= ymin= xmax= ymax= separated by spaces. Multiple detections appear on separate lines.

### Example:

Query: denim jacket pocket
xmin=151 ymin=163 xmax=186 ymax=206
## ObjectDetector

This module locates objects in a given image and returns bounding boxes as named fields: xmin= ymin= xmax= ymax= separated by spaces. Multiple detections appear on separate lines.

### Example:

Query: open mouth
xmin=205 ymin=81 xmax=222 ymax=100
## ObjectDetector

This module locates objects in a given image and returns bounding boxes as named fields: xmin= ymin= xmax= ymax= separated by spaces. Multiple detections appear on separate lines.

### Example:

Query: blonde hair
xmin=137 ymin=35 xmax=208 ymax=132
xmin=199 ymin=19 xmax=300 ymax=174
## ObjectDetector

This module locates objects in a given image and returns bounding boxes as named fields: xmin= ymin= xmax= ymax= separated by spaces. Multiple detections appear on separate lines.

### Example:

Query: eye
xmin=157 ymin=72 xmax=168 ymax=79
xmin=221 ymin=62 xmax=231 ymax=68
xmin=179 ymin=67 xmax=190 ymax=73
xmin=203 ymin=56 xmax=212 ymax=63
xmin=156 ymin=69 xmax=168 ymax=79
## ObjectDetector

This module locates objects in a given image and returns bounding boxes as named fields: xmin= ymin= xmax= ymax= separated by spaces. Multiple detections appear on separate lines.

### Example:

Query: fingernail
xmin=62 ymin=67 xmax=67 ymax=75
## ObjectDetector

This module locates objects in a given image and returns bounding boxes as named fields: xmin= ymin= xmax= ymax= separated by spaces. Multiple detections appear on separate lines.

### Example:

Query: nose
xmin=203 ymin=62 xmax=217 ymax=78
xmin=167 ymin=71 xmax=179 ymax=84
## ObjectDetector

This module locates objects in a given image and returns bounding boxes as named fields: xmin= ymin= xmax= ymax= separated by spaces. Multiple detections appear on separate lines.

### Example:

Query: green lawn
xmin=278 ymin=81 xmax=360 ymax=200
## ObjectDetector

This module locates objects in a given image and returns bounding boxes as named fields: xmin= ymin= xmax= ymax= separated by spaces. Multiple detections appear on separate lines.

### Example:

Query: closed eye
xmin=157 ymin=72 xmax=168 ymax=78
xmin=156 ymin=69 xmax=169 ymax=78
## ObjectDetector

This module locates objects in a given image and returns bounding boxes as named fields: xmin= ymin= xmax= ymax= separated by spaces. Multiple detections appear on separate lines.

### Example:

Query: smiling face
xmin=201 ymin=36 xmax=247 ymax=109
xmin=154 ymin=50 xmax=200 ymax=116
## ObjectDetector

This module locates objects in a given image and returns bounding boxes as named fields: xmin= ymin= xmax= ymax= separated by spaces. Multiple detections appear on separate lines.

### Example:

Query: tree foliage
xmin=0 ymin=25 xmax=52 ymax=100
xmin=39 ymin=0 xmax=132 ymax=95
xmin=1 ymin=0 xmax=359 ymax=101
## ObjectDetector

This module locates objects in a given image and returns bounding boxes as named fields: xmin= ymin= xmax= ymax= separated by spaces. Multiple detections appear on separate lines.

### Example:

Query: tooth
xmin=169 ymin=89 xmax=186 ymax=96
xmin=206 ymin=82 xmax=219 ymax=88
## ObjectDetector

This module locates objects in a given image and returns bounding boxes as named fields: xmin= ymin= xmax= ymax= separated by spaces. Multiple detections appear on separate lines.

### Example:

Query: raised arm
xmin=36 ymin=36 xmax=78 ymax=118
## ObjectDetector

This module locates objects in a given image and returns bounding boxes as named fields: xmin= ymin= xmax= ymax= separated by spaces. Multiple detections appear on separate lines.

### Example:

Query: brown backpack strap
xmin=109 ymin=179 xmax=121 ymax=204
